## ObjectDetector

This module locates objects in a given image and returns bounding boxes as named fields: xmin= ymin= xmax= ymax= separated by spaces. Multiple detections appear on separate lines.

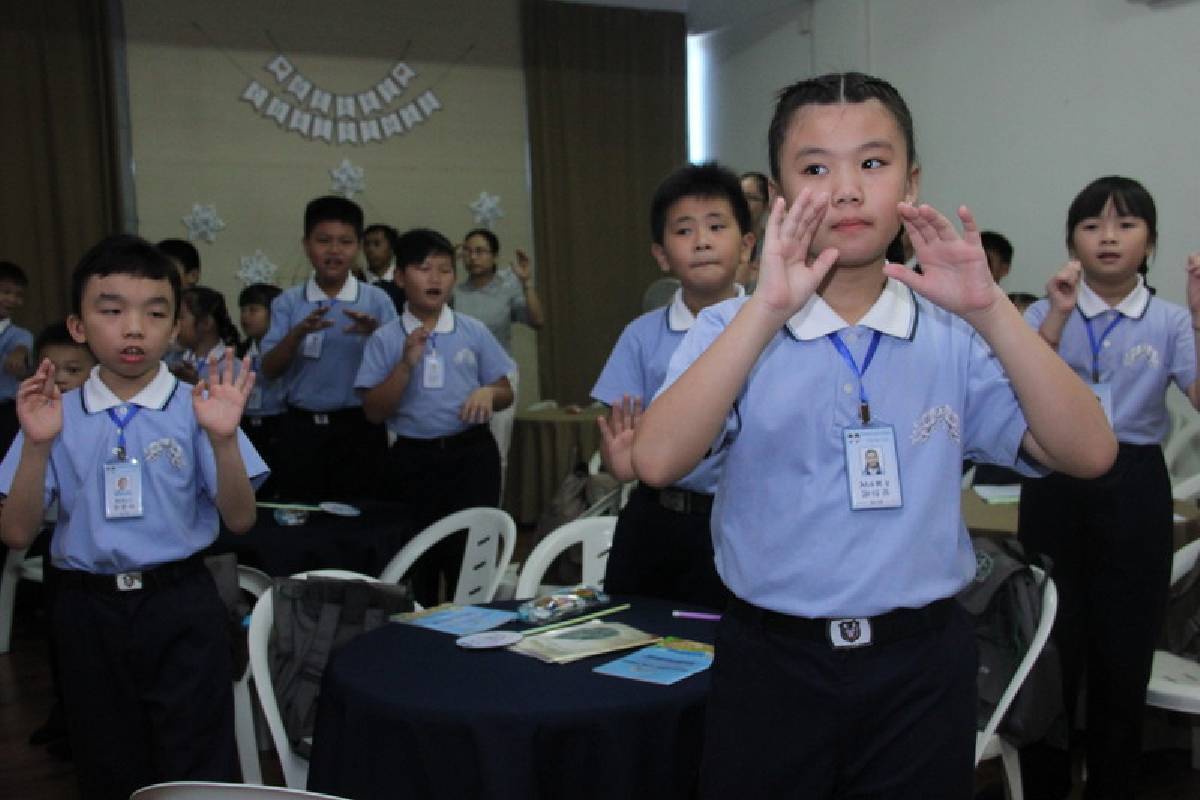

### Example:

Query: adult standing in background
xmin=453 ymin=229 xmax=545 ymax=497
xmin=734 ymin=171 xmax=769 ymax=291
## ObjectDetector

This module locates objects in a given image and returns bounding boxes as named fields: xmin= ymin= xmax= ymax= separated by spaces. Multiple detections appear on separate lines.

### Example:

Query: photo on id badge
xmin=105 ymin=461 xmax=144 ymax=518
xmin=843 ymin=426 xmax=902 ymax=510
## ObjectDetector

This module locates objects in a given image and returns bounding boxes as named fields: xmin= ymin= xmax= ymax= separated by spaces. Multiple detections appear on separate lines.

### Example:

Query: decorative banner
xmin=240 ymin=54 xmax=443 ymax=145
xmin=182 ymin=203 xmax=226 ymax=243
xmin=330 ymin=158 xmax=366 ymax=198
xmin=469 ymin=191 xmax=503 ymax=228
xmin=237 ymin=250 xmax=279 ymax=285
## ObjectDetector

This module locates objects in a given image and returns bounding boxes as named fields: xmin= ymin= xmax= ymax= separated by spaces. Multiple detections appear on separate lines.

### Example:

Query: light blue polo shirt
xmin=0 ymin=363 xmax=269 ymax=574
xmin=661 ymin=278 xmax=1037 ymax=618
xmin=592 ymin=287 xmax=744 ymax=494
xmin=261 ymin=275 xmax=398 ymax=412
xmin=0 ymin=320 xmax=33 ymax=401
xmin=452 ymin=270 xmax=530 ymax=353
xmin=1025 ymin=276 xmax=1195 ymax=444
xmin=354 ymin=305 xmax=515 ymax=439
xmin=242 ymin=340 xmax=287 ymax=418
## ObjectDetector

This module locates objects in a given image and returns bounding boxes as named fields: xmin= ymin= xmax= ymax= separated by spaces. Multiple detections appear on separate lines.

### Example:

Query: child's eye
xmin=674 ymin=227 xmax=692 ymax=236
xmin=710 ymin=223 xmax=727 ymax=232
xmin=862 ymin=158 xmax=886 ymax=169
xmin=801 ymin=164 xmax=828 ymax=176
xmin=1079 ymin=222 xmax=1099 ymax=231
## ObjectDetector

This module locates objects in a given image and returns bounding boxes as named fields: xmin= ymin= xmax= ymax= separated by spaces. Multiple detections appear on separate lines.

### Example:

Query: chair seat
xmin=1146 ymin=649 xmax=1200 ymax=714
xmin=19 ymin=556 xmax=44 ymax=583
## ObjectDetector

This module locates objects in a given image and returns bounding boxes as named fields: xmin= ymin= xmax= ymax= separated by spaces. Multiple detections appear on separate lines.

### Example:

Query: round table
xmin=307 ymin=596 xmax=716 ymax=799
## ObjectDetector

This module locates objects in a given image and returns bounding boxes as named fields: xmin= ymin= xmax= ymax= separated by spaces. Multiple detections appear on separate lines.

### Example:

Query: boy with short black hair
xmin=157 ymin=238 xmax=202 ymax=288
xmin=356 ymin=227 xmax=514 ymax=605
xmin=0 ymin=234 xmax=267 ymax=799
xmin=260 ymin=196 xmax=397 ymax=501
xmin=0 ymin=261 xmax=32 ymax=452
xmin=981 ymin=229 xmax=1014 ymax=283
xmin=591 ymin=161 xmax=754 ymax=609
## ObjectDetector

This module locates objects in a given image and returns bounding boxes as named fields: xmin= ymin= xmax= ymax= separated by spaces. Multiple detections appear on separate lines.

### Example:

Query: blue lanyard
xmin=828 ymin=330 xmax=883 ymax=424
xmin=1079 ymin=308 xmax=1122 ymax=384
xmin=106 ymin=405 xmax=141 ymax=461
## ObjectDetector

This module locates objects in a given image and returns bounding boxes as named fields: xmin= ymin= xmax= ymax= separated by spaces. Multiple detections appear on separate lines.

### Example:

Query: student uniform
xmin=0 ymin=363 xmax=268 ymax=800
xmin=354 ymin=305 xmax=514 ymax=606
xmin=590 ymin=287 xmax=743 ymax=610
xmin=0 ymin=318 xmax=33 ymax=453
xmin=1019 ymin=276 xmax=1192 ymax=800
xmin=261 ymin=275 xmax=396 ymax=501
xmin=662 ymin=278 xmax=1039 ymax=798
xmin=240 ymin=339 xmax=287 ymax=499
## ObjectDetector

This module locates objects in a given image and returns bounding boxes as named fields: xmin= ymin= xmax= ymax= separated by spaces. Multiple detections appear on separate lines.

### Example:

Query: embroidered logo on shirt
xmin=144 ymin=438 xmax=185 ymax=469
xmin=1123 ymin=343 xmax=1160 ymax=369
xmin=911 ymin=405 xmax=961 ymax=444
xmin=453 ymin=349 xmax=477 ymax=367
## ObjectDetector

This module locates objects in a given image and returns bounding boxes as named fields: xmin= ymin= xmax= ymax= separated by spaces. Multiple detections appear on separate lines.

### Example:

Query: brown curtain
xmin=522 ymin=0 xmax=686 ymax=404
xmin=0 ymin=0 xmax=123 ymax=331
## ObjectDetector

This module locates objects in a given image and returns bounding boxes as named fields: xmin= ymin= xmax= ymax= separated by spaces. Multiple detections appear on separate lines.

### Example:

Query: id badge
xmin=104 ymin=461 xmax=144 ymax=519
xmin=843 ymin=425 xmax=903 ymax=511
xmin=302 ymin=331 xmax=324 ymax=359
xmin=423 ymin=352 xmax=445 ymax=389
xmin=248 ymin=385 xmax=263 ymax=411
xmin=1091 ymin=383 xmax=1113 ymax=426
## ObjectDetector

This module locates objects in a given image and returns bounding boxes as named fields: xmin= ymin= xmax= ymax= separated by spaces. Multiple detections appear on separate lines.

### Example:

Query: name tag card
xmin=104 ymin=461 xmax=144 ymax=519
xmin=424 ymin=352 xmax=445 ymax=389
xmin=302 ymin=332 xmax=324 ymax=359
xmin=843 ymin=425 xmax=903 ymax=511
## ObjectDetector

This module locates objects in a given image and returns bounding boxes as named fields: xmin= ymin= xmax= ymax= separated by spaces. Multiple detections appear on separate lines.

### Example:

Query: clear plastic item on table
xmin=517 ymin=585 xmax=609 ymax=624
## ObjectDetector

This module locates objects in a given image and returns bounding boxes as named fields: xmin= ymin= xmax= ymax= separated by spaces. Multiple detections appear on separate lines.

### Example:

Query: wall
xmin=122 ymin=0 xmax=540 ymax=403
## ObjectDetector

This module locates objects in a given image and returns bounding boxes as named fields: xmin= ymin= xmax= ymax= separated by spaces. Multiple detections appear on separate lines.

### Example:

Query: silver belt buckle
xmin=313 ymin=413 xmax=330 ymax=426
xmin=659 ymin=489 xmax=686 ymax=513
xmin=116 ymin=572 xmax=144 ymax=592
xmin=829 ymin=618 xmax=872 ymax=648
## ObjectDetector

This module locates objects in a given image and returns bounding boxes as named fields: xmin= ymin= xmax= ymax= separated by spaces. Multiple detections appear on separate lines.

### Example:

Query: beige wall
xmin=123 ymin=0 xmax=540 ymax=404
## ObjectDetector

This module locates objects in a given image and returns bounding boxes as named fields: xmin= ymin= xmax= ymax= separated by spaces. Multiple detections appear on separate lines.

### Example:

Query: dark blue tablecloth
xmin=307 ymin=596 xmax=717 ymax=799
xmin=206 ymin=501 xmax=414 ymax=577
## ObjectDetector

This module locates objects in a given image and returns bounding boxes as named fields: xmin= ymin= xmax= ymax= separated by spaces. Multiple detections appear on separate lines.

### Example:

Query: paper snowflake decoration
xmin=181 ymin=203 xmax=225 ymax=243
xmin=237 ymin=250 xmax=279 ymax=286
xmin=330 ymin=158 xmax=366 ymax=199
xmin=469 ymin=191 xmax=503 ymax=228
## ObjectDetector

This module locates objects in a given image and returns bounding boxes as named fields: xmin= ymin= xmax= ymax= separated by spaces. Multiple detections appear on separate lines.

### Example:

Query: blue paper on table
xmin=404 ymin=606 xmax=519 ymax=636
xmin=594 ymin=643 xmax=713 ymax=685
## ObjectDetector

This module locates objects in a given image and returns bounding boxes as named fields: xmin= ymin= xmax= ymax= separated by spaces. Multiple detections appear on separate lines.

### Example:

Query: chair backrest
xmin=974 ymin=566 xmax=1058 ymax=764
xmin=1165 ymin=416 xmax=1200 ymax=480
xmin=248 ymin=570 xmax=379 ymax=790
xmin=131 ymin=780 xmax=350 ymax=798
xmin=1171 ymin=539 xmax=1200 ymax=586
xmin=378 ymin=507 xmax=516 ymax=604
xmin=237 ymin=564 xmax=273 ymax=599
xmin=514 ymin=516 xmax=616 ymax=600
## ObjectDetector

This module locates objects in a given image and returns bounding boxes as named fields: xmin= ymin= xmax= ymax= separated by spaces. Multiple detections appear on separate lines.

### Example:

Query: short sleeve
xmin=1168 ymin=305 xmax=1197 ymax=392
xmin=473 ymin=322 xmax=517 ymax=385
xmin=260 ymin=291 xmax=296 ymax=356
xmin=197 ymin=426 xmax=270 ymax=497
xmin=354 ymin=323 xmax=401 ymax=390
xmin=657 ymin=303 xmax=741 ymax=451
xmin=1023 ymin=299 xmax=1049 ymax=330
xmin=961 ymin=331 xmax=1043 ymax=476
xmin=0 ymin=431 xmax=57 ymax=507
xmin=590 ymin=323 xmax=648 ymax=406
xmin=371 ymin=287 xmax=399 ymax=327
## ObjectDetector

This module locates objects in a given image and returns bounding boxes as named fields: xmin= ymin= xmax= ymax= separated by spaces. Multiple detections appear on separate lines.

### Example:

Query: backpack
xmin=269 ymin=577 xmax=414 ymax=756
xmin=533 ymin=449 xmax=619 ymax=584
xmin=957 ymin=536 xmax=1064 ymax=747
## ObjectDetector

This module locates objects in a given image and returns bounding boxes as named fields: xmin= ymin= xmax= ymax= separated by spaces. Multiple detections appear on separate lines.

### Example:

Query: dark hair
xmin=0 ymin=261 xmax=29 ymax=288
xmin=463 ymin=228 xmax=500 ymax=255
xmin=650 ymin=162 xmax=753 ymax=245
xmin=1007 ymin=292 xmax=1038 ymax=310
xmin=34 ymin=321 xmax=85 ymax=357
xmin=364 ymin=223 xmax=400 ymax=253
xmin=156 ymin=238 xmax=201 ymax=274
xmin=181 ymin=286 xmax=240 ymax=350
xmin=740 ymin=171 xmax=769 ymax=201
xmin=238 ymin=282 xmax=282 ymax=310
xmin=1066 ymin=176 xmax=1157 ymax=276
xmin=768 ymin=72 xmax=917 ymax=182
xmin=304 ymin=196 xmax=364 ymax=239
xmin=71 ymin=234 xmax=182 ymax=318
xmin=395 ymin=228 xmax=456 ymax=270
xmin=980 ymin=231 xmax=1013 ymax=265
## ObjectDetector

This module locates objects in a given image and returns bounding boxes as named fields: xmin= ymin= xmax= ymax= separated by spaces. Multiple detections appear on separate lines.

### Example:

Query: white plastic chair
xmin=1174 ymin=473 xmax=1200 ymax=503
xmin=248 ymin=569 xmax=380 ymax=790
xmin=974 ymin=566 xmax=1058 ymax=800
xmin=233 ymin=565 xmax=272 ymax=784
xmin=378 ymin=508 xmax=515 ymax=604
xmin=1146 ymin=538 xmax=1200 ymax=769
xmin=1165 ymin=416 xmax=1200 ymax=483
xmin=514 ymin=516 xmax=616 ymax=600
xmin=130 ymin=780 xmax=350 ymax=798
xmin=0 ymin=545 xmax=44 ymax=654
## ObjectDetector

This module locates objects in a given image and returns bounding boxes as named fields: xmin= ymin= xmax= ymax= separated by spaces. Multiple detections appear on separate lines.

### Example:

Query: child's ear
xmin=904 ymin=165 xmax=921 ymax=205
xmin=66 ymin=315 xmax=87 ymax=345
xmin=740 ymin=232 xmax=756 ymax=265
xmin=650 ymin=243 xmax=672 ymax=275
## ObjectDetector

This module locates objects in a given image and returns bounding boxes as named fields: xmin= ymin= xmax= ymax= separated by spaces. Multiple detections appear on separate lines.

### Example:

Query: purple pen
xmin=672 ymin=610 xmax=722 ymax=621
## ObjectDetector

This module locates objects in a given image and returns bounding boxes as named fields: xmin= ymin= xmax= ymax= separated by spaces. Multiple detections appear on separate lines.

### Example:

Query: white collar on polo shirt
xmin=785 ymin=275 xmax=917 ymax=341
xmin=667 ymin=284 xmax=747 ymax=332
xmin=0 ymin=319 xmax=11 ymax=335
xmin=1076 ymin=275 xmax=1150 ymax=320
xmin=82 ymin=362 xmax=177 ymax=413
xmin=401 ymin=304 xmax=455 ymax=334
xmin=305 ymin=274 xmax=359 ymax=303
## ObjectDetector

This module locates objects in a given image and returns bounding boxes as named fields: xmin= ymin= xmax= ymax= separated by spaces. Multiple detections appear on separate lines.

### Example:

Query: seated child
xmin=260 ymin=196 xmax=397 ymax=502
xmin=0 ymin=234 xmax=266 ymax=799
xmin=238 ymin=283 xmax=285 ymax=498
xmin=591 ymin=162 xmax=755 ymax=610
xmin=355 ymin=228 xmax=514 ymax=606
xmin=0 ymin=261 xmax=32 ymax=453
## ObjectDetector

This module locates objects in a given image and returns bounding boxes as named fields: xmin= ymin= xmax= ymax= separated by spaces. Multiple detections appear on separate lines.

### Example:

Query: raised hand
xmin=1047 ymin=260 xmax=1083 ymax=315
xmin=596 ymin=394 xmax=642 ymax=482
xmin=460 ymin=387 xmax=495 ymax=423
xmin=343 ymin=309 xmax=380 ymax=336
xmin=753 ymin=189 xmax=838 ymax=318
xmin=16 ymin=359 xmax=63 ymax=445
xmin=194 ymin=349 xmax=254 ymax=440
xmin=293 ymin=305 xmax=334 ymax=337
xmin=886 ymin=203 xmax=1002 ymax=319
xmin=402 ymin=326 xmax=430 ymax=369
xmin=511 ymin=249 xmax=533 ymax=284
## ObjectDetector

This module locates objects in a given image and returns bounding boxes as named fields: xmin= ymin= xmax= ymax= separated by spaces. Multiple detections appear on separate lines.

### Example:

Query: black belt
xmin=728 ymin=595 xmax=955 ymax=649
xmin=638 ymin=484 xmax=714 ymax=515
xmin=394 ymin=424 xmax=491 ymax=451
xmin=287 ymin=405 xmax=363 ymax=426
xmin=56 ymin=554 xmax=207 ymax=595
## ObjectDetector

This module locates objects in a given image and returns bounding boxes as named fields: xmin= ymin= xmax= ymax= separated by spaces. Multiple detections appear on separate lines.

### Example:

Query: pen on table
xmin=672 ymin=610 xmax=722 ymax=621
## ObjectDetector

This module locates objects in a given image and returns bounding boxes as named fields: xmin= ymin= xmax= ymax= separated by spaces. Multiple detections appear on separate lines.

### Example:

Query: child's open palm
xmin=194 ymin=350 xmax=254 ymax=440
xmin=597 ymin=394 xmax=642 ymax=482
xmin=754 ymin=189 xmax=838 ymax=318
xmin=16 ymin=359 xmax=62 ymax=445
xmin=886 ymin=204 xmax=1000 ymax=318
